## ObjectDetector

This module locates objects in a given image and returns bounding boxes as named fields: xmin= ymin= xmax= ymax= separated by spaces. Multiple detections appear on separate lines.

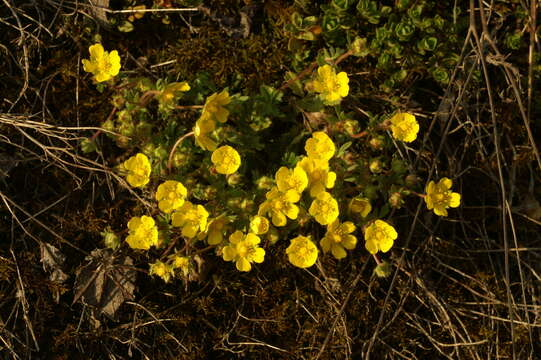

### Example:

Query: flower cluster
xmin=258 ymin=187 xmax=300 ymax=227
xmin=194 ymin=90 xmax=231 ymax=151
xmin=389 ymin=112 xmax=419 ymax=143
xmin=424 ymin=178 xmax=461 ymax=216
xmin=349 ymin=197 xmax=372 ymax=218
xmin=211 ymin=145 xmax=241 ymax=175
xmin=309 ymin=191 xmax=339 ymax=225
xmin=320 ymin=220 xmax=357 ymax=259
xmin=296 ymin=157 xmax=336 ymax=197
xmin=149 ymin=254 xmax=192 ymax=282
xmin=82 ymin=43 xmax=121 ymax=83
xmin=306 ymin=64 xmax=349 ymax=105
xmin=171 ymin=201 xmax=209 ymax=238
xmin=155 ymin=180 xmax=187 ymax=213
xmin=126 ymin=215 xmax=159 ymax=250
xmin=222 ymin=231 xmax=265 ymax=272
xmin=286 ymin=236 xmax=318 ymax=268
xmin=198 ymin=216 xmax=231 ymax=245
xmin=364 ymin=220 xmax=397 ymax=255
xmin=121 ymin=153 xmax=151 ymax=187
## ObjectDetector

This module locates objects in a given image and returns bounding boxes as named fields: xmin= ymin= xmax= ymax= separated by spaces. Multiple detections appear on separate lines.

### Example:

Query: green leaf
xmin=337 ymin=141 xmax=352 ymax=157
xmin=117 ymin=21 xmax=134 ymax=33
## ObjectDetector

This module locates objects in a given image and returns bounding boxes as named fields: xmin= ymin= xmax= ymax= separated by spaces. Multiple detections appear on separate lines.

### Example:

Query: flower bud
xmin=369 ymin=136 xmax=384 ymax=150
xmin=227 ymin=173 xmax=243 ymax=186
xmin=374 ymin=261 xmax=392 ymax=278
xmin=405 ymin=174 xmax=419 ymax=187
xmin=369 ymin=159 xmax=384 ymax=174
xmin=101 ymin=229 xmax=120 ymax=250
xmin=389 ymin=192 xmax=404 ymax=209
xmin=391 ymin=158 xmax=407 ymax=174
xmin=256 ymin=176 xmax=274 ymax=190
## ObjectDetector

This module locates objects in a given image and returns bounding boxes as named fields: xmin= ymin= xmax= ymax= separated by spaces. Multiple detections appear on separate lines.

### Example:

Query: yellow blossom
xmin=211 ymin=145 xmax=241 ymax=175
xmin=171 ymin=201 xmax=209 ymax=238
xmin=156 ymin=82 xmax=190 ymax=107
xmin=172 ymin=255 xmax=190 ymax=277
xmin=320 ymin=220 xmax=357 ymax=259
xmin=305 ymin=131 xmax=335 ymax=161
xmin=275 ymin=166 xmax=308 ymax=201
xmin=82 ymin=43 xmax=121 ymax=82
xmin=286 ymin=235 xmax=318 ymax=268
xmin=424 ymin=178 xmax=461 ymax=217
xmin=249 ymin=215 xmax=269 ymax=235
xmin=349 ymin=197 xmax=372 ymax=218
xmin=198 ymin=216 xmax=229 ymax=245
xmin=149 ymin=260 xmax=174 ymax=282
xmin=296 ymin=157 xmax=336 ymax=197
xmin=364 ymin=220 xmax=397 ymax=254
xmin=389 ymin=113 xmax=419 ymax=143
xmin=126 ymin=215 xmax=159 ymax=250
xmin=307 ymin=64 xmax=349 ymax=104
xmin=201 ymin=90 xmax=231 ymax=123
xmin=121 ymin=153 xmax=151 ymax=188
xmin=155 ymin=180 xmax=187 ymax=214
xmin=309 ymin=191 xmax=339 ymax=225
xmin=222 ymin=231 xmax=265 ymax=272
xmin=194 ymin=116 xmax=217 ymax=151
xmin=258 ymin=187 xmax=300 ymax=227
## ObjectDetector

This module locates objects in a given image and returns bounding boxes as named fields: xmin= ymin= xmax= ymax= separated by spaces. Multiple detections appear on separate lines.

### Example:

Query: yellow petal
xmin=365 ymin=239 xmax=378 ymax=255
xmin=236 ymin=258 xmax=251 ymax=272
xmin=222 ymin=246 xmax=236 ymax=261
xmin=89 ymin=43 xmax=104 ymax=58
xmin=449 ymin=192 xmax=461 ymax=208
xmin=331 ymin=244 xmax=347 ymax=259
xmin=253 ymin=248 xmax=265 ymax=263
xmin=379 ymin=237 xmax=394 ymax=253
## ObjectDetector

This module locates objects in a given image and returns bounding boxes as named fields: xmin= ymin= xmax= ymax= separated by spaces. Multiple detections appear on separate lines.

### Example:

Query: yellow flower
xmin=320 ymin=220 xmax=357 ymax=259
xmin=364 ymin=220 xmax=397 ymax=254
xmin=309 ymin=191 xmax=339 ymax=225
xmin=201 ymin=90 xmax=231 ymax=123
xmin=258 ymin=187 xmax=300 ymax=227
xmin=198 ymin=216 xmax=229 ymax=245
xmin=172 ymin=255 xmax=190 ymax=277
xmin=194 ymin=116 xmax=217 ymax=151
xmin=82 ymin=43 xmax=121 ymax=82
xmin=307 ymin=64 xmax=349 ymax=104
xmin=222 ymin=231 xmax=265 ymax=272
xmin=171 ymin=201 xmax=209 ymax=238
xmin=121 ymin=153 xmax=151 ymax=188
xmin=275 ymin=166 xmax=308 ymax=201
xmin=305 ymin=131 xmax=335 ymax=161
xmin=155 ymin=180 xmax=188 ymax=213
xmin=211 ymin=145 xmax=241 ymax=175
xmin=389 ymin=113 xmax=419 ymax=143
xmin=296 ymin=157 xmax=336 ymax=197
xmin=286 ymin=235 xmax=318 ymax=268
xmin=156 ymin=82 xmax=190 ymax=107
xmin=126 ymin=215 xmax=159 ymax=250
xmin=249 ymin=215 xmax=269 ymax=235
xmin=349 ymin=197 xmax=372 ymax=218
xmin=149 ymin=260 xmax=174 ymax=283
xmin=424 ymin=178 xmax=461 ymax=216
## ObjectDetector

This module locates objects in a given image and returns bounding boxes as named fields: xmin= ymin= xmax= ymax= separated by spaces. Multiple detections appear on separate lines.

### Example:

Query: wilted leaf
xmin=73 ymin=248 xmax=136 ymax=320
xmin=88 ymin=0 xmax=110 ymax=25
xmin=40 ymin=242 xmax=68 ymax=284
